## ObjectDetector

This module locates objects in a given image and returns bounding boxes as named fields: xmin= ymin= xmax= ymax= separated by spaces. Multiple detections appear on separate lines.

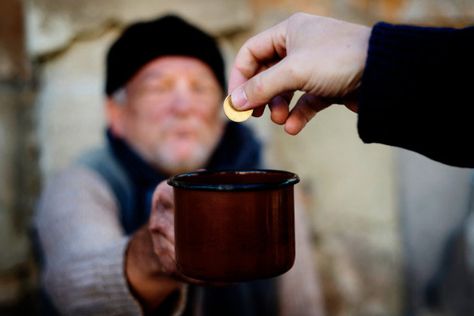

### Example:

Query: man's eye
xmin=193 ymin=84 xmax=213 ymax=93
xmin=194 ymin=85 xmax=206 ymax=93
xmin=150 ymin=81 xmax=172 ymax=92
xmin=154 ymin=84 xmax=170 ymax=92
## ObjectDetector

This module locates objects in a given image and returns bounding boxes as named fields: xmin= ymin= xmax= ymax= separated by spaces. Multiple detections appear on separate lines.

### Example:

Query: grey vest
xmin=79 ymin=146 xmax=279 ymax=316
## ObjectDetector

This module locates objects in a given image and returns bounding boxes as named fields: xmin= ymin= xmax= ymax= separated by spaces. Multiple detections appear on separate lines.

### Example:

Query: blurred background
xmin=1 ymin=0 xmax=474 ymax=315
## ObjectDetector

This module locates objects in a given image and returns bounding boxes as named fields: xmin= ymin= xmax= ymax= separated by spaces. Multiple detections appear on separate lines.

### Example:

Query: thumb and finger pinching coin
xmin=223 ymin=95 xmax=253 ymax=122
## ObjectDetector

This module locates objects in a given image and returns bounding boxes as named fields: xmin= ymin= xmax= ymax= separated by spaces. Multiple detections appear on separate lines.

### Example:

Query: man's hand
xmin=228 ymin=12 xmax=371 ymax=135
xmin=148 ymin=181 xmax=177 ymax=275
xmin=125 ymin=181 xmax=181 ymax=311
xmin=148 ymin=182 xmax=217 ymax=285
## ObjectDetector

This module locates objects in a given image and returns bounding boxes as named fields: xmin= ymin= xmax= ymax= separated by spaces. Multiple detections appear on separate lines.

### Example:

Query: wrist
xmin=125 ymin=227 xmax=182 ymax=311
xmin=354 ymin=25 xmax=372 ymax=91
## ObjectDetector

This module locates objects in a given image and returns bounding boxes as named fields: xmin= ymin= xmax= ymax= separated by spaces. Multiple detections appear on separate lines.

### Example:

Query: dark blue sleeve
xmin=358 ymin=22 xmax=474 ymax=168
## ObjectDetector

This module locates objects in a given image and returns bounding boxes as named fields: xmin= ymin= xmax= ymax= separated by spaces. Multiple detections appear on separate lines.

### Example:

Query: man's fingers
xmin=152 ymin=235 xmax=176 ymax=273
xmin=230 ymin=58 xmax=302 ymax=111
xmin=152 ymin=181 xmax=174 ymax=212
xmin=159 ymin=184 xmax=174 ymax=211
xmin=154 ymin=235 xmax=175 ymax=257
xmin=228 ymin=20 xmax=288 ymax=93
xmin=228 ymin=69 xmax=249 ymax=99
xmin=150 ymin=181 xmax=176 ymax=244
xmin=269 ymin=92 xmax=292 ymax=125
xmin=150 ymin=202 xmax=175 ymax=242
xmin=152 ymin=214 xmax=174 ymax=239
xmin=284 ymin=94 xmax=330 ymax=135
xmin=252 ymin=106 xmax=265 ymax=117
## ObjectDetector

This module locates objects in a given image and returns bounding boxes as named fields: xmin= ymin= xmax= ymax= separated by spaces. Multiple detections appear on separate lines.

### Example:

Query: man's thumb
xmin=230 ymin=59 xmax=299 ymax=110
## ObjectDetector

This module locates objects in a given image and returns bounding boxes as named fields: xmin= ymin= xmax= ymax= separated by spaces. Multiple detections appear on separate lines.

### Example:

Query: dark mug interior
xmin=168 ymin=170 xmax=299 ymax=282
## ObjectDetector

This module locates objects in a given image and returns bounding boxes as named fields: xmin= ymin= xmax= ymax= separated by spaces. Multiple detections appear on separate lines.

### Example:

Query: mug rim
xmin=167 ymin=169 xmax=300 ymax=191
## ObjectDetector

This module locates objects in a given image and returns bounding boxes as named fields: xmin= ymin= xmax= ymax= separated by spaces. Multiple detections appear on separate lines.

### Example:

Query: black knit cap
xmin=105 ymin=15 xmax=226 ymax=96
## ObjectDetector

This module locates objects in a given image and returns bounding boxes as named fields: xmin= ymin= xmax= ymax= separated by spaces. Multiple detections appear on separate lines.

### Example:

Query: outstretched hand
xmin=148 ymin=181 xmax=225 ymax=286
xmin=148 ymin=181 xmax=177 ymax=275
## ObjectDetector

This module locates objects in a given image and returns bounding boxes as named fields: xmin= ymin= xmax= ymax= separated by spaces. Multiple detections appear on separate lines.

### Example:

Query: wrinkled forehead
xmin=130 ymin=56 xmax=220 ymax=84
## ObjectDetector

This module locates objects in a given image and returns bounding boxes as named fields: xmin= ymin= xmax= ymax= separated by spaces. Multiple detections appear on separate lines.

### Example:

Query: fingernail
xmin=231 ymin=87 xmax=248 ymax=110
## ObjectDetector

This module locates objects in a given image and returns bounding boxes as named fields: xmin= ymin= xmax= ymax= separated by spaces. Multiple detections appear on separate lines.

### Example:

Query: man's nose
xmin=171 ymin=83 xmax=193 ymax=114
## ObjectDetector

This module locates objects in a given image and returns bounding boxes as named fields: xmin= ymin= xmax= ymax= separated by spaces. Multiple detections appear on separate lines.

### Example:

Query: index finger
xmin=227 ymin=19 xmax=288 ymax=93
xmin=151 ymin=181 xmax=174 ymax=214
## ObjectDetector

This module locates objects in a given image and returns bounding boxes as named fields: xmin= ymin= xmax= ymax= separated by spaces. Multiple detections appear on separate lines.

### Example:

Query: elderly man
xmin=35 ymin=15 xmax=323 ymax=315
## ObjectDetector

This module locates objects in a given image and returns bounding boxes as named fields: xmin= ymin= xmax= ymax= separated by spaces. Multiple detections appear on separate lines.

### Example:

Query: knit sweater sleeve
xmin=358 ymin=22 xmax=474 ymax=168
xmin=35 ymin=166 xmax=142 ymax=315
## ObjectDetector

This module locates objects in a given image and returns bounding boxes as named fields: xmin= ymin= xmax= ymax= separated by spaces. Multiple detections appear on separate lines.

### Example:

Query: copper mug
xmin=168 ymin=170 xmax=299 ymax=282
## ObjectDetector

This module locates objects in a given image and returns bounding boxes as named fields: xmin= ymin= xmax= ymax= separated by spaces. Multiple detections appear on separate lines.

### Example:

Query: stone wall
xmin=0 ymin=0 xmax=473 ymax=315
xmin=0 ymin=0 xmax=39 ymax=315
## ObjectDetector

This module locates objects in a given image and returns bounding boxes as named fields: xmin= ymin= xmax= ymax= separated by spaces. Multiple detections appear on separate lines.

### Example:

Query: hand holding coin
xmin=223 ymin=95 xmax=253 ymax=122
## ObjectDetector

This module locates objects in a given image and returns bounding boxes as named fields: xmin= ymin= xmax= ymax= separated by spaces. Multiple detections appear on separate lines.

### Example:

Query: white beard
xmin=149 ymin=116 xmax=223 ymax=175
xmin=153 ymin=140 xmax=214 ymax=175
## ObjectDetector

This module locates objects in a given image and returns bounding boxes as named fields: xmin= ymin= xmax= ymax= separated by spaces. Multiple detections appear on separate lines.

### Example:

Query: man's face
xmin=109 ymin=56 xmax=225 ymax=175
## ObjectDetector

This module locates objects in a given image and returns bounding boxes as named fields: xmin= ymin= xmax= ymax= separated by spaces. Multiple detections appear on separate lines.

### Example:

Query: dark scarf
xmin=107 ymin=122 xmax=262 ymax=234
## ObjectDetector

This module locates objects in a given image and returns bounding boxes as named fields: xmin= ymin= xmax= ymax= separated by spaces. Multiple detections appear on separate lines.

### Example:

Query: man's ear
xmin=105 ymin=97 xmax=126 ymax=137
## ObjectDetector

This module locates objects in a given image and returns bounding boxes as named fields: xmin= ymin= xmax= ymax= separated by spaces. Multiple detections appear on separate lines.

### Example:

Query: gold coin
xmin=223 ymin=95 xmax=253 ymax=122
